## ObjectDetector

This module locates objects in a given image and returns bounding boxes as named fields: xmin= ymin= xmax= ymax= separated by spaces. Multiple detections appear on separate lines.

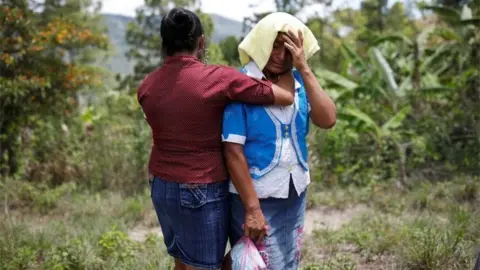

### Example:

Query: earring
xmin=203 ymin=48 xmax=209 ymax=64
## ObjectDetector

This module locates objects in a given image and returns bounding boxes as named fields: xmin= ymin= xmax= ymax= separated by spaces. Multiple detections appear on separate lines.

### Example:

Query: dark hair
xmin=160 ymin=8 xmax=204 ymax=56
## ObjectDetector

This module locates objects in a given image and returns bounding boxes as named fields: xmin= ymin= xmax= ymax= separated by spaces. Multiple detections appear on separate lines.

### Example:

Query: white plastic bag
xmin=231 ymin=236 xmax=267 ymax=270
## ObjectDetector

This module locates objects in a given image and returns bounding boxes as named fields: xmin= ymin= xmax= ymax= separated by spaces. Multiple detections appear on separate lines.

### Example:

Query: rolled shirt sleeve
xmin=222 ymin=103 xmax=247 ymax=145
xmin=222 ymin=67 xmax=274 ymax=105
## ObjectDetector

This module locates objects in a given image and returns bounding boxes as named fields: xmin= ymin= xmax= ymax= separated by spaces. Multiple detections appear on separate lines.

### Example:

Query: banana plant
xmin=313 ymin=2 xmax=479 ymax=185
xmin=341 ymin=105 xmax=412 ymax=186
xmin=316 ymin=40 xmax=418 ymax=186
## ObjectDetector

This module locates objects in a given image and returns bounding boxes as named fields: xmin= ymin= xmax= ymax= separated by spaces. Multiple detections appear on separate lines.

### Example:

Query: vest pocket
xmin=179 ymin=184 xmax=207 ymax=209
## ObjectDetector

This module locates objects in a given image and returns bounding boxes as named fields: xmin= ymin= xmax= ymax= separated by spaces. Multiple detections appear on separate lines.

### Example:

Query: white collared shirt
xmin=223 ymin=61 xmax=311 ymax=199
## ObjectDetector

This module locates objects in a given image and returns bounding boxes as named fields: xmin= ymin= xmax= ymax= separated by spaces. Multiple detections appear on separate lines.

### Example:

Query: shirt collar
xmin=244 ymin=61 xmax=301 ymax=90
xmin=163 ymin=55 xmax=200 ymax=64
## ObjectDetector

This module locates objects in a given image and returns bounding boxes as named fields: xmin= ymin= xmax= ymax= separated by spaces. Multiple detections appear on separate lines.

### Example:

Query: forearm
xmin=271 ymin=83 xmax=295 ymax=106
xmin=224 ymin=143 xmax=260 ymax=211
xmin=225 ymin=67 xmax=293 ymax=106
xmin=298 ymin=67 xmax=337 ymax=129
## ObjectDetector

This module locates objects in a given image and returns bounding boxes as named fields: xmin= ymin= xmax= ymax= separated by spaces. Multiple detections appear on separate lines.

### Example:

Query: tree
xmin=197 ymin=11 xmax=226 ymax=65
xmin=274 ymin=0 xmax=307 ymax=14
xmin=219 ymin=36 xmax=240 ymax=67
xmin=313 ymin=2 xmax=480 ymax=184
xmin=436 ymin=0 xmax=480 ymax=15
xmin=361 ymin=0 xmax=390 ymax=32
xmin=386 ymin=2 xmax=413 ymax=35
xmin=242 ymin=0 xmax=318 ymax=32
xmin=118 ymin=0 xmax=196 ymax=92
xmin=119 ymin=0 xmax=225 ymax=91
xmin=0 ymin=0 xmax=108 ymax=176
xmin=206 ymin=43 xmax=227 ymax=65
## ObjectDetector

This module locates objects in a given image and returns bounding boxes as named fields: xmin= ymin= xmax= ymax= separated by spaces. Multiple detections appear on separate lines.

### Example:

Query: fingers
xmin=253 ymin=229 xmax=262 ymax=242
xmin=283 ymin=34 xmax=297 ymax=54
xmin=249 ymin=226 xmax=267 ymax=244
xmin=282 ymin=33 xmax=294 ymax=46
xmin=244 ymin=225 xmax=250 ymax=238
xmin=287 ymin=29 xmax=301 ymax=47
xmin=298 ymin=29 xmax=304 ymax=47
xmin=256 ymin=229 xmax=267 ymax=244
xmin=284 ymin=41 xmax=294 ymax=53
xmin=245 ymin=227 xmax=262 ymax=243
xmin=244 ymin=209 xmax=269 ymax=243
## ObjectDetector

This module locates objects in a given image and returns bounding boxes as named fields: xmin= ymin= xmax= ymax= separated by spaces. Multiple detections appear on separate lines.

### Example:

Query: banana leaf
xmin=340 ymin=43 xmax=368 ymax=73
xmin=435 ymin=27 xmax=461 ymax=41
xmin=371 ymin=48 xmax=401 ymax=97
xmin=419 ymin=5 xmax=460 ymax=24
xmin=382 ymin=106 xmax=412 ymax=133
xmin=461 ymin=18 xmax=480 ymax=26
xmin=420 ymin=43 xmax=451 ymax=72
xmin=416 ymin=27 xmax=436 ymax=57
xmin=418 ymin=87 xmax=453 ymax=97
xmin=315 ymin=69 xmax=358 ymax=90
xmin=342 ymin=107 xmax=381 ymax=137
xmin=398 ymin=76 xmax=413 ymax=94
xmin=372 ymin=34 xmax=413 ymax=47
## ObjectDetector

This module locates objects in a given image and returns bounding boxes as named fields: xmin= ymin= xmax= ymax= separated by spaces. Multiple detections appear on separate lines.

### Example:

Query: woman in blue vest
xmin=222 ymin=13 xmax=336 ymax=269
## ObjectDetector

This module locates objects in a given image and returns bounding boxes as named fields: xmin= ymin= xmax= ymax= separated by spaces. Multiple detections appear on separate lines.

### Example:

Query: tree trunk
xmin=412 ymin=41 xmax=421 ymax=90
xmin=377 ymin=1 xmax=384 ymax=32
xmin=397 ymin=143 xmax=408 ymax=188
xmin=0 ymin=117 xmax=18 ymax=176
xmin=0 ymin=132 xmax=18 ymax=176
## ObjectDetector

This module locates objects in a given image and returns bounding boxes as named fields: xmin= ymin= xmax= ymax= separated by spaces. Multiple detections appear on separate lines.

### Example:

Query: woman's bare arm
xmin=223 ymin=142 xmax=267 ymax=243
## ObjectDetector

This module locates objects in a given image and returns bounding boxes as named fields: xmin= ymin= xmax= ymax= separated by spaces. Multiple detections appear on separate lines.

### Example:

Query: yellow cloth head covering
xmin=238 ymin=12 xmax=320 ymax=70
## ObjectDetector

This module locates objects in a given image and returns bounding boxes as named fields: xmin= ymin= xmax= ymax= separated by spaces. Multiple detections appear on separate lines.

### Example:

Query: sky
xmin=101 ymin=0 xmax=364 ymax=22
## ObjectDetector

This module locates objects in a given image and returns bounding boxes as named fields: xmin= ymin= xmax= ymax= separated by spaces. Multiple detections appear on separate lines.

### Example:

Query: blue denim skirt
xmin=230 ymin=180 xmax=307 ymax=270
xmin=150 ymin=176 xmax=230 ymax=269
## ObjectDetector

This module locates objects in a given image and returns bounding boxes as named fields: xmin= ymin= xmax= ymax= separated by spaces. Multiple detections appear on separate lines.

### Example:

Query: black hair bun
xmin=168 ymin=8 xmax=193 ymax=33
xmin=160 ymin=8 xmax=204 ymax=56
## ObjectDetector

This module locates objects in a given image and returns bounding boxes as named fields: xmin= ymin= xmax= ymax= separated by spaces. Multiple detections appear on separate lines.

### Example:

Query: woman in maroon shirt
xmin=138 ymin=8 xmax=294 ymax=270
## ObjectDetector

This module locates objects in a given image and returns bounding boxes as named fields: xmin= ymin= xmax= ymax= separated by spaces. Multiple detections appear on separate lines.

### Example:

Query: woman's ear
xmin=197 ymin=35 xmax=206 ymax=58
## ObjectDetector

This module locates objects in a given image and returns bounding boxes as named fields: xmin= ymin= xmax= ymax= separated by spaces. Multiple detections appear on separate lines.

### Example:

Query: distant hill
xmin=101 ymin=13 xmax=244 ymax=75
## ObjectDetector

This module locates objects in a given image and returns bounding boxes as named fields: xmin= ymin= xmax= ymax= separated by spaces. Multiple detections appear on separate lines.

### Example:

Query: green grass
xmin=0 ymin=183 xmax=172 ymax=270
xmin=308 ymin=176 xmax=479 ymax=213
xmin=1 ymin=176 xmax=479 ymax=269
xmin=303 ymin=176 xmax=480 ymax=270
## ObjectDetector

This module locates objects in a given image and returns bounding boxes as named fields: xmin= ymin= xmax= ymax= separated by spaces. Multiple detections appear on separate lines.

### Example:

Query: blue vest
xmin=238 ymin=69 xmax=310 ymax=180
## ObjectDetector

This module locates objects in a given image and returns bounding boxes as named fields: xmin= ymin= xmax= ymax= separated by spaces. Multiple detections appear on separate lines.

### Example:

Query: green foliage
xmin=308 ymin=177 xmax=479 ymax=269
xmin=0 ymin=186 xmax=171 ymax=269
xmin=44 ymin=241 xmax=86 ymax=270
xmin=313 ymin=2 xmax=479 ymax=186
xmin=206 ymin=42 xmax=227 ymax=65
xmin=302 ymin=255 xmax=356 ymax=270
xmin=361 ymin=0 xmax=389 ymax=32
xmin=119 ymin=0 xmax=198 ymax=91
xmin=398 ymin=209 xmax=475 ymax=269
xmin=220 ymin=36 xmax=241 ymax=67
xmin=98 ymin=226 xmax=137 ymax=261
xmin=1 ymin=1 xmax=479 ymax=268
xmin=119 ymin=0 xmax=228 ymax=90
xmin=0 ymin=1 xmax=109 ymax=176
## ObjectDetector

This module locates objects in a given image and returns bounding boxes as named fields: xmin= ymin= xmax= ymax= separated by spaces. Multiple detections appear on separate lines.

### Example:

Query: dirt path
xmin=303 ymin=204 xmax=368 ymax=234
xmin=128 ymin=205 xmax=369 ymax=242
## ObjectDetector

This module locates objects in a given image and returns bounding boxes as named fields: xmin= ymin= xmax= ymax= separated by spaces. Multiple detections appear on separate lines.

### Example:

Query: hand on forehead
xmin=276 ymin=29 xmax=303 ymax=44
xmin=276 ymin=32 xmax=291 ymax=42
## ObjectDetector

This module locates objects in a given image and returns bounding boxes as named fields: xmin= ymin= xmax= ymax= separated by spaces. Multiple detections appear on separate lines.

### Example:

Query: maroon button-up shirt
xmin=138 ymin=55 xmax=274 ymax=183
